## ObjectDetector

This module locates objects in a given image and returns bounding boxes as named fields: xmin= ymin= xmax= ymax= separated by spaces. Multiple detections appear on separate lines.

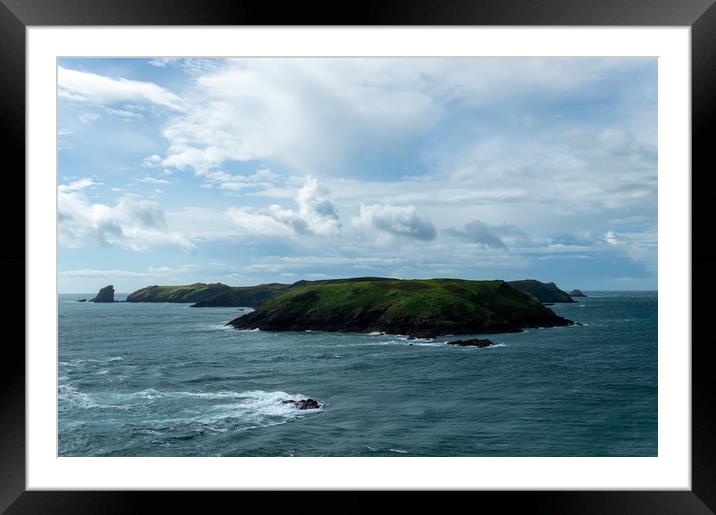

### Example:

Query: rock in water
xmin=282 ymin=398 xmax=321 ymax=410
xmin=77 ymin=298 xmax=87 ymax=303
xmin=446 ymin=338 xmax=494 ymax=348
xmin=90 ymin=285 xmax=115 ymax=303
xmin=569 ymin=289 xmax=587 ymax=297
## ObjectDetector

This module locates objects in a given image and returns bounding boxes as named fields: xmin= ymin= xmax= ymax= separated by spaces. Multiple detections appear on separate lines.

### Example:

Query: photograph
xmin=57 ymin=56 xmax=658 ymax=458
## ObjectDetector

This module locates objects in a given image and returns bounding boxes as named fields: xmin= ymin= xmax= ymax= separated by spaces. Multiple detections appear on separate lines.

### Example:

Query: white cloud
xmin=293 ymin=175 xmax=341 ymax=235
xmin=599 ymin=128 xmax=656 ymax=160
xmin=224 ymin=175 xmax=340 ymax=237
xmin=353 ymin=203 xmax=436 ymax=241
xmin=137 ymin=176 xmax=172 ymax=185
xmin=78 ymin=112 xmax=100 ymax=125
xmin=148 ymin=58 xmax=221 ymax=76
xmin=245 ymin=255 xmax=401 ymax=273
xmin=202 ymin=168 xmax=280 ymax=192
xmin=225 ymin=207 xmax=297 ymax=237
xmin=103 ymin=106 xmax=144 ymax=120
xmin=58 ymin=182 xmax=193 ymax=251
xmin=157 ymin=59 xmax=439 ymax=173
xmin=58 ymin=66 xmax=182 ymax=110
xmin=449 ymin=220 xmax=509 ymax=250
xmin=142 ymin=154 xmax=163 ymax=168
xmin=59 ymin=177 xmax=98 ymax=192
xmin=600 ymin=229 xmax=654 ymax=263
xmin=152 ymin=58 xmax=654 ymax=177
xmin=59 ymin=265 xmax=196 ymax=279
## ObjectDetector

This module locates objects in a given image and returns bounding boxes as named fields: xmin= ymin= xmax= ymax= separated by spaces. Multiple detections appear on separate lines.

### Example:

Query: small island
xmin=125 ymin=282 xmax=290 ymax=307
xmin=90 ymin=285 xmax=115 ymax=303
xmin=123 ymin=278 xmax=575 ymax=308
xmin=227 ymin=277 xmax=572 ymax=338
xmin=569 ymin=289 xmax=587 ymax=297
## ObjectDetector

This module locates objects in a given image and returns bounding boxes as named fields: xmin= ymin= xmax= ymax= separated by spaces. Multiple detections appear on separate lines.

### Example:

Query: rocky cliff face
xmin=507 ymin=280 xmax=574 ymax=303
xmin=90 ymin=285 xmax=115 ymax=303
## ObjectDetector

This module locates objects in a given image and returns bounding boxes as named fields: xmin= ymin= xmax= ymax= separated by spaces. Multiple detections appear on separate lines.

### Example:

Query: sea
xmin=58 ymin=291 xmax=657 ymax=457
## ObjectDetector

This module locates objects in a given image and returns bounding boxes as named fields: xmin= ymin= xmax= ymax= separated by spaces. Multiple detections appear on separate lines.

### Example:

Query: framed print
xmin=3 ymin=0 xmax=714 ymax=512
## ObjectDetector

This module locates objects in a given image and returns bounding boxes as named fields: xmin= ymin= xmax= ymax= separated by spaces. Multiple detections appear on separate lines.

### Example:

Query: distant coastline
xmin=78 ymin=277 xmax=579 ymax=339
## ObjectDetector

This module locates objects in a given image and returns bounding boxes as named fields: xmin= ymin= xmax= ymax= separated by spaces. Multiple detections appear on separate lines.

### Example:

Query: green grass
xmin=507 ymin=280 xmax=574 ymax=303
xmin=231 ymin=278 xmax=572 ymax=337
xmin=126 ymin=282 xmax=290 ymax=306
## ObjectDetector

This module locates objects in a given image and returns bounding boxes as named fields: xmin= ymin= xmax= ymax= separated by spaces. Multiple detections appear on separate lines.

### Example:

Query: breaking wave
xmin=58 ymin=386 xmax=323 ymax=433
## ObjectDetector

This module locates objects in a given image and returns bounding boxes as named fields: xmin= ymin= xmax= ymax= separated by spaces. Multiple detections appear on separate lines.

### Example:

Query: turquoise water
xmin=58 ymin=292 xmax=657 ymax=456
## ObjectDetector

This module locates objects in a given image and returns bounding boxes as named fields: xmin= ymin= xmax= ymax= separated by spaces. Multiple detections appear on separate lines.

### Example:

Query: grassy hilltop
xmin=506 ymin=280 xmax=574 ymax=303
xmin=125 ymin=282 xmax=290 ymax=307
xmin=228 ymin=277 xmax=572 ymax=338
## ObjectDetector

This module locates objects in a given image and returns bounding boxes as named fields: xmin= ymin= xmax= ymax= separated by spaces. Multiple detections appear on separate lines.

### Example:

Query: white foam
xmin=59 ymin=383 xmax=126 ymax=409
xmin=375 ymin=339 xmax=444 ymax=348
xmin=59 ymin=356 xmax=124 ymax=367
xmin=210 ymin=323 xmax=236 ymax=331
xmin=59 ymin=387 xmax=323 ymax=430
xmin=389 ymin=448 xmax=408 ymax=454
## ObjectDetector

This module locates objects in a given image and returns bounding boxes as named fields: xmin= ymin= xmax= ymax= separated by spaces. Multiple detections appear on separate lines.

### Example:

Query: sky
xmin=57 ymin=57 xmax=657 ymax=293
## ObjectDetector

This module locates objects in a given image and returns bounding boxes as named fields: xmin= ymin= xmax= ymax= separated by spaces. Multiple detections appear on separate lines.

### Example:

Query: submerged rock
xmin=90 ymin=285 xmax=115 ymax=303
xmin=282 ymin=398 xmax=321 ymax=410
xmin=446 ymin=338 xmax=494 ymax=348
xmin=408 ymin=331 xmax=437 ymax=339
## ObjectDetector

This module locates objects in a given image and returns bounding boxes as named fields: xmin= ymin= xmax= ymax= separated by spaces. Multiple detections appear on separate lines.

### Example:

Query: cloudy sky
xmin=58 ymin=57 xmax=657 ymax=293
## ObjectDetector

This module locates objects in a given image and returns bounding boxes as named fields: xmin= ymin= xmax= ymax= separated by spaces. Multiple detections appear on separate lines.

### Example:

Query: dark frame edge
xmin=4 ymin=0 xmax=715 ymax=513
xmin=0 ymin=0 xmax=26 ymax=513
xmin=691 ymin=0 xmax=716 ymax=512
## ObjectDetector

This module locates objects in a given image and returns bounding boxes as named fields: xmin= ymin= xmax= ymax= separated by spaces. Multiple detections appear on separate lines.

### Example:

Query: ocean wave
xmin=396 ymin=335 xmax=434 ymax=342
xmin=59 ymin=356 xmax=124 ymax=367
xmin=59 ymin=383 xmax=127 ymax=409
xmin=376 ymin=339 xmax=444 ymax=348
xmin=210 ymin=323 xmax=236 ymax=331
xmin=59 ymin=386 xmax=323 ymax=431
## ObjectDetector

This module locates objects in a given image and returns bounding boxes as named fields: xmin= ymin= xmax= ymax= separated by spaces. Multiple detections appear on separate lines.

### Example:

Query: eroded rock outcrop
xmin=90 ymin=285 xmax=115 ymax=303
xmin=282 ymin=398 xmax=321 ymax=410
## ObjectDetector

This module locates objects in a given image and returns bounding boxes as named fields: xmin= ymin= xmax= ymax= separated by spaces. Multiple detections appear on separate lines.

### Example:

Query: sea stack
xmin=569 ymin=289 xmax=587 ymax=297
xmin=90 ymin=285 xmax=115 ymax=303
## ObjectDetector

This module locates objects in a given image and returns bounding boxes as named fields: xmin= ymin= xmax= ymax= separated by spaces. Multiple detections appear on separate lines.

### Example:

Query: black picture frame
xmin=2 ymin=0 xmax=713 ymax=512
